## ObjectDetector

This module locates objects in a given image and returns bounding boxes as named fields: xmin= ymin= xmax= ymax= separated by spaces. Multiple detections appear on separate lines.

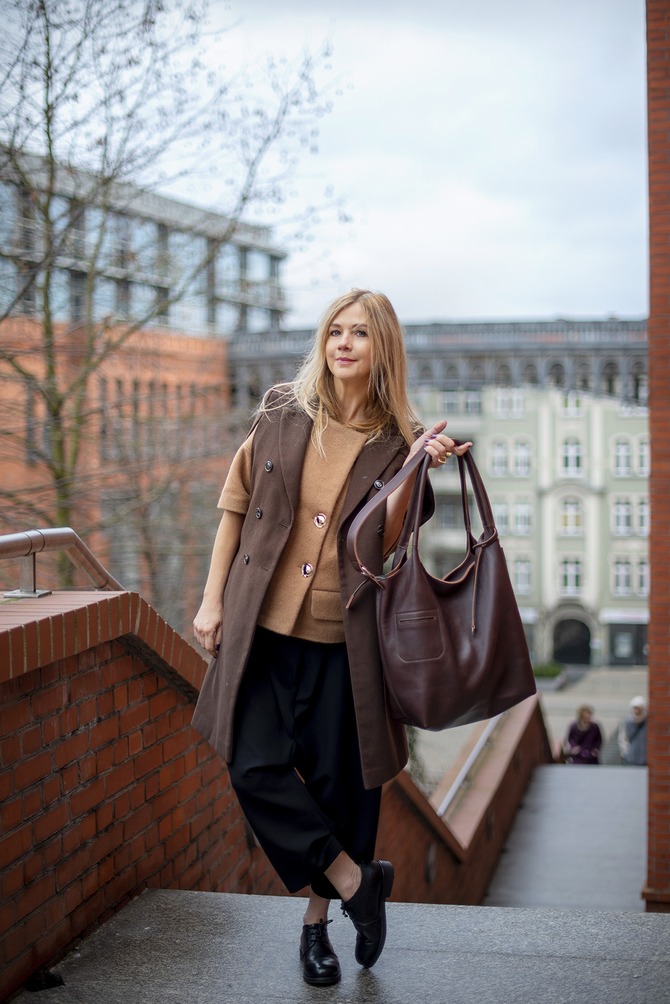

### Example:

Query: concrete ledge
xmin=15 ymin=888 xmax=670 ymax=1004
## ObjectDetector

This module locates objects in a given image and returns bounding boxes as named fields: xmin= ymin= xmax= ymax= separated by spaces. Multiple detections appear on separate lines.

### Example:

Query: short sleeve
xmin=217 ymin=429 xmax=255 ymax=513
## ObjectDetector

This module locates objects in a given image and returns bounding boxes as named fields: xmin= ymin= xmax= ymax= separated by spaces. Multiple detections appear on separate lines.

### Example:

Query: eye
xmin=355 ymin=329 xmax=368 ymax=337
xmin=329 ymin=329 xmax=340 ymax=337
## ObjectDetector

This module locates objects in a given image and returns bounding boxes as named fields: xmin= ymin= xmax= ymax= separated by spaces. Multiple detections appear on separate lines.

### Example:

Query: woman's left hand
xmin=404 ymin=420 xmax=472 ymax=470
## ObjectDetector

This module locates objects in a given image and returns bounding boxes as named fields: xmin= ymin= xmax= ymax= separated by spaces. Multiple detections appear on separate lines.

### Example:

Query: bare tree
xmin=0 ymin=0 xmax=336 ymax=599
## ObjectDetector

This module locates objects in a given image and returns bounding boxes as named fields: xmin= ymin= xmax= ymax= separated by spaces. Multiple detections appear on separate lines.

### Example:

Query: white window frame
xmin=514 ymin=441 xmax=531 ymax=477
xmin=491 ymin=442 xmax=508 ymax=477
xmin=511 ymin=388 xmax=524 ymax=418
xmin=638 ymin=439 xmax=650 ymax=477
xmin=443 ymin=390 xmax=459 ymax=415
xmin=493 ymin=501 xmax=508 ymax=535
xmin=560 ymin=498 xmax=583 ymax=536
xmin=638 ymin=561 xmax=650 ymax=597
xmin=613 ymin=560 xmax=631 ymax=597
xmin=638 ymin=499 xmax=649 ymax=536
xmin=613 ymin=500 xmax=632 ymax=536
xmin=562 ymin=391 xmax=581 ymax=417
xmin=465 ymin=389 xmax=481 ymax=414
xmin=562 ymin=438 xmax=582 ymax=477
xmin=514 ymin=559 xmax=531 ymax=595
xmin=614 ymin=439 xmax=631 ymax=477
xmin=561 ymin=559 xmax=582 ymax=597
xmin=514 ymin=502 xmax=532 ymax=536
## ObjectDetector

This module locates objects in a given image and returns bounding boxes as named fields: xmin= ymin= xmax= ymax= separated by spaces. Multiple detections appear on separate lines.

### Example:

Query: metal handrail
xmin=436 ymin=714 xmax=503 ymax=818
xmin=0 ymin=528 xmax=123 ymax=597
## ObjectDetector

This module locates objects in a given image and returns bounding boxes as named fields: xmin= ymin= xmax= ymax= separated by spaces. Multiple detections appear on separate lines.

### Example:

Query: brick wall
xmin=645 ymin=0 xmax=670 ymax=913
xmin=0 ymin=641 xmax=283 ymax=999
xmin=376 ymin=697 xmax=551 ymax=906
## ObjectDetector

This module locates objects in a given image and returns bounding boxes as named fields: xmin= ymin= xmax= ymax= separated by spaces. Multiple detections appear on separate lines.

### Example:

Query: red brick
xmin=101 ymin=656 xmax=133 ymax=689
xmin=56 ymin=845 xmax=92 ymax=890
xmin=105 ymin=760 xmax=134 ymax=798
xmin=134 ymin=745 xmax=162 ymax=779
xmin=13 ymin=751 xmax=51 ymax=791
xmin=32 ymin=681 xmax=68 ymax=719
xmin=97 ymin=801 xmax=114 ymax=832
xmin=4 ymin=860 xmax=24 ymax=897
xmin=90 ymin=717 xmax=119 ymax=750
xmin=120 ymin=701 xmax=149 ymax=734
xmin=34 ymin=802 xmax=70 ymax=844
xmin=23 ymin=786 xmax=42 ymax=818
xmin=42 ymin=714 xmax=60 ymax=745
xmin=128 ymin=730 xmax=142 ymax=756
xmin=70 ymin=778 xmax=104 ymax=817
xmin=82 ymin=866 xmax=99 ymax=900
xmin=44 ymin=836 xmax=62 ymax=869
xmin=21 ymin=724 xmax=42 ymax=757
xmin=79 ymin=697 xmax=97 ymax=725
xmin=91 ymin=822 xmax=123 ymax=865
xmin=4 ymin=921 xmax=26 ymax=962
xmin=16 ymin=873 xmax=54 ymax=921
xmin=113 ymin=736 xmax=129 ymax=764
xmin=79 ymin=753 xmax=97 ymax=782
xmin=97 ymin=691 xmax=114 ymax=719
xmin=54 ymin=731 xmax=89 ymax=768
xmin=1 ymin=795 xmax=22 ymax=832
xmin=96 ymin=744 xmax=114 ymax=774
xmin=60 ymin=704 xmax=79 ymax=734
xmin=124 ymin=804 xmax=151 ymax=841
xmin=128 ymin=679 xmax=143 ymax=705
xmin=0 ymin=698 xmax=31 ymax=737
xmin=1 ymin=734 xmax=21 ymax=766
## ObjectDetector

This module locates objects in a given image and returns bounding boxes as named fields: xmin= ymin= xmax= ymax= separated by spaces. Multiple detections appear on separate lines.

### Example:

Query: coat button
xmin=265 ymin=461 xmax=273 ymax=472
xmin=255 ymin=508 xmax=262 ymax=519
xmin=314 ymin=513 xmax=326 ymax=529
xmin=243 ymin=554 xmax=249 ymax=564
xmin=301 ymin=563 xmax=314 ymax=577
xmin=374 ymin=480 xmax=384 ymax=490
xmin=377 ymin=524 xmax=385 ymax=536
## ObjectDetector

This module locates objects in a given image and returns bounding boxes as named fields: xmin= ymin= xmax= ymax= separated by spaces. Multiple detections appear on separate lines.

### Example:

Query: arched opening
xmin=549 ymin=362 xmax=565 ymax=387
xmin=553 ymin=619 xmax=591 ymax=665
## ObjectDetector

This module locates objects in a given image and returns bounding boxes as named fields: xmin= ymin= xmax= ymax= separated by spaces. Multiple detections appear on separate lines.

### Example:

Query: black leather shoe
xmin=299 ymin=920 xmax=341 ymax=986
xmin=341 ymin=860 xmax=394 ymax=969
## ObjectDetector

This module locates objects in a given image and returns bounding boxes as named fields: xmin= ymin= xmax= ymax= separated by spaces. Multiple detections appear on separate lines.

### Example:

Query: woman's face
xmin=580 ymin=709 xmax=592 ymax=727
xmin=325 ymin=303 xmax=372 ymax=392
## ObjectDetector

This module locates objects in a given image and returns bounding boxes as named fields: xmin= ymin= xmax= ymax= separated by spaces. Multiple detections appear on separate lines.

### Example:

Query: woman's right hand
xmin=193 ymin=599 xmax=223 ymax=656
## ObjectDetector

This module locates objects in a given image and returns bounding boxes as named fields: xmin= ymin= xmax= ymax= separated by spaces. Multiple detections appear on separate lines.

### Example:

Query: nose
xmin=337 ymin=329 xmax=352 ymax=350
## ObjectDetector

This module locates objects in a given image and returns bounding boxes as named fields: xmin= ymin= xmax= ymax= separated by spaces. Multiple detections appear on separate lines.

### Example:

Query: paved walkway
xmin=16 ymin=889 xmax=670 ymax=1004
xmin=486 ymin=764 xmax=647 ymax=911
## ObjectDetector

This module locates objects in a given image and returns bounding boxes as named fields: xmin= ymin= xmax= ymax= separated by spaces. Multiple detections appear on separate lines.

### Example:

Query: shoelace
xmin=305 ymin=919 xmax=333 ymax=946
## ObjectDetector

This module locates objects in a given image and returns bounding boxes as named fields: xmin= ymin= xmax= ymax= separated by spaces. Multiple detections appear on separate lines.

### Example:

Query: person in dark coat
xmin=618 ymin=696 xmax=648 ymax=766
xmin=564 ymin=705 xmax=602 ymax=764
xmin=191 ymin=289 xmax=471 ymax=986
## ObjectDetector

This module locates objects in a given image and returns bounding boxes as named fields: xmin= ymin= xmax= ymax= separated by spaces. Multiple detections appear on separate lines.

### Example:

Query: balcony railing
xmin=0 ymin=528 xmax=122 ymax=598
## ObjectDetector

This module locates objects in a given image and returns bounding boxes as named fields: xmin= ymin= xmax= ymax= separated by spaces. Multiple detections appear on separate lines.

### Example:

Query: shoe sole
xmin=302 ymin=972 xmax=342 ymax=986
xmin=361 ymin=860 xmax=394 ymax=970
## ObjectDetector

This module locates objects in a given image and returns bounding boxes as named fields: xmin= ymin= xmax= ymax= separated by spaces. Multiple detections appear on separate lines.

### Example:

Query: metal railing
xmin=436 ymin=714 xmax=503 ymax=818
xmin=0 ymin=528 xmax=123 ymax=598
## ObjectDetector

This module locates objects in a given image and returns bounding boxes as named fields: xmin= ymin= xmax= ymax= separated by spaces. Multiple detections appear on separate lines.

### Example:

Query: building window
xmin=436 ymin=494 xmax=465 ymax=529
xmin=492 ymin=502 xmax=508 ymax=535
xmin=638 ymin=561 xmax=649 ymax=597
xmin=514 ymin=502 xmax=532 ymax=536
xmin=561 ymin=559 xmax=582 ymax=596
xmin=465 ymin=390 xmax=481 ymax=414
xmin=562 ymin=438 xmax=582 ymax=476
xmin=562 ymin=392 xmax=581 ymax=417
xmin=613 ymin=500 xmax=632 ymax=536
xmin=491 ymin=442 xmax=508 ymax=476
xmin=443 ymin=390 xmax=459 ymax=414
xmin=514 ymin=441 xmax=530 ymax=477
xmin=514 ymin=560 xmax=531 ymax=595
xmin=495 ymin=388 xmax=524 ymax=418
xmin=638 ymin=499 xmax=649 ymax=536
xmin=561 ymin=498 xmax=583 ymax=535
xmin=496 ymin=388 xmax=509 ymax=416
xmin=638 ymin=439 xmax=650 ymax=477
xmin=614 ymin=440 xmax=631 ymax=476
xmin=613 ymin=561 xmax=631 ymax=597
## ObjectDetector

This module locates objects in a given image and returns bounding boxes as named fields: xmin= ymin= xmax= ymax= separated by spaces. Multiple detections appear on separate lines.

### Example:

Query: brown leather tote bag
xmin=346 ymin=445 xmax=536 ymax=731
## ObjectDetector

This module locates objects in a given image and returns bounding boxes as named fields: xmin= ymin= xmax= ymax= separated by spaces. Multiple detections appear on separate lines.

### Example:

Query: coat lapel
xmin=277 ymin=407 xmax=311 ymax=522
xmin=338 ymin=436 xmax=406 ymax=530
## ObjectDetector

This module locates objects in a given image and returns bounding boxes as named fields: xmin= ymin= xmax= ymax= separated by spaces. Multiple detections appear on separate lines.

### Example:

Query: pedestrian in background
xmin=618 ymin=696 xmax=648 ymax=766
xmin=564 ymin=705 xmax=602 ymax=764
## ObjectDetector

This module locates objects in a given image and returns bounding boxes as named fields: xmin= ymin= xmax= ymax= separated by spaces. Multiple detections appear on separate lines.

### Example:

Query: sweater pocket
xmin=311 ymin=589 xmax=343 ymax=622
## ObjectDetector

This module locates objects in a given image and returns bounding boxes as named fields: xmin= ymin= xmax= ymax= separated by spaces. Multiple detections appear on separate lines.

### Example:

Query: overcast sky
xmin=197 ymin=0 xmax=647 ymax=327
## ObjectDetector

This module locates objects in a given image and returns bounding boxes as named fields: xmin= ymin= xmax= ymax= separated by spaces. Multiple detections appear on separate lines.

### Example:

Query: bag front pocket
xmin=394 ymin=610 xmax=444 ymax=662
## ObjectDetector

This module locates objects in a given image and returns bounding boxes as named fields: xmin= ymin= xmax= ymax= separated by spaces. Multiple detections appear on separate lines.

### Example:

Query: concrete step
xmin=486 ymin=765 xmax=647 ymax=911
xmin=14 ymin=888 xmax=670 ymax=1004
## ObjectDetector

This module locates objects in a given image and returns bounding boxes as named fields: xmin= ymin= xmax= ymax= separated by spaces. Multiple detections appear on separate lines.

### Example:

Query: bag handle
xmin=346 ymin=440 xmax=497 ymax=578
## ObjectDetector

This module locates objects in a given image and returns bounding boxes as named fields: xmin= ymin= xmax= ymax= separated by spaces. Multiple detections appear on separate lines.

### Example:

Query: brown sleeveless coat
xmin=191 ymin=403 xmax=435 ymax=789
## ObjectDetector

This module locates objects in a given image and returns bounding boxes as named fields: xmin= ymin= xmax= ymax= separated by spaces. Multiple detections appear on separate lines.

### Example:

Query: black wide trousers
xmin=228 ymin=627 xmax=381 ymax=898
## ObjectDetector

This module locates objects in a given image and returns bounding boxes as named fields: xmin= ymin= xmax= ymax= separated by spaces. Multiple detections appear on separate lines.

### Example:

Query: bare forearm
xmin=383 ymin=470 xmax=419 ymax=551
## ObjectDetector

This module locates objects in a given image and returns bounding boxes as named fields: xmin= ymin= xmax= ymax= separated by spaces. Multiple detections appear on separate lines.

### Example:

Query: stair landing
xmin=14 ymin=888 xmax=670 ymax=1004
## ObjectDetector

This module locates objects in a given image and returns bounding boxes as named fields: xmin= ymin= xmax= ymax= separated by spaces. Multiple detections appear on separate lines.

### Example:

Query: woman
xmin=192 ymin=289 xmax=471 ymax=986
xmin=564 ymin=705 xmax=602 ymax=764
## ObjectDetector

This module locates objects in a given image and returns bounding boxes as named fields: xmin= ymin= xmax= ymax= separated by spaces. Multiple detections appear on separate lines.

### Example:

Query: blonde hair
xmin=258 ymin=289 xmax=421 ymax=452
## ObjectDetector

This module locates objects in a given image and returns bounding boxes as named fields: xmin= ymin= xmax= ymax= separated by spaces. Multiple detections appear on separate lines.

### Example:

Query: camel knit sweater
xmin=218 ymin=418 xmax=368 ymax=643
